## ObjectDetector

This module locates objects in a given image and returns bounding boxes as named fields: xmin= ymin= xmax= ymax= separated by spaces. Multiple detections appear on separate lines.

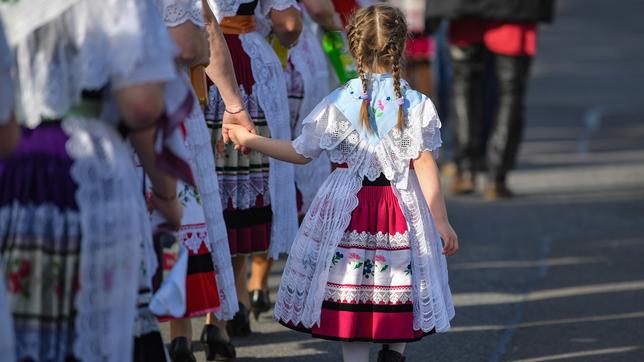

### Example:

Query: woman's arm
xmin=202 ymin=3 xmax=255 ymax=137
xmin=270 ymin=6 xmax=303 ymax=47
xmin=168 ymin=21 xmax=210 ymax=66
xmin=224 ymin=124 xmax=311 ymax=164
xmin=301 ymin=0 xmax=343 ymax=31
xmin=117 ymin=83 xmax=183 ymax=228
xmin=413 ymin=151 xmax=459 ymax=256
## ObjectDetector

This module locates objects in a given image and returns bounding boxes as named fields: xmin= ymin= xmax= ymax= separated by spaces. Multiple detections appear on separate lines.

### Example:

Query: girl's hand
xmin=222 ymin=108 xmax=256 ymax=152
xmin=222 ymin=123 xmax=252 ymax=147
xmin=436 ymin=220 xmax=459 ymax=256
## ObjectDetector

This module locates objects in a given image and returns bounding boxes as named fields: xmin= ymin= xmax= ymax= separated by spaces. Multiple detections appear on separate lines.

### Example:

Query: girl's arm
xmin=413 ymin=151 xmax=459 ymax=256
xmin=224 ymin=124 xmax=311 ymax=164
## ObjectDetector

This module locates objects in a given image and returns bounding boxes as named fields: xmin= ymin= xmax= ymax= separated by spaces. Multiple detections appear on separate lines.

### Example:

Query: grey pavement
xmin=162 ymin=0 xmax=644 ymax=360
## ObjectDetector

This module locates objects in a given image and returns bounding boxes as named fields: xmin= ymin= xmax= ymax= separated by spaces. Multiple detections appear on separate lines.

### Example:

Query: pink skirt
xmin=282 ymin=174 xmax=434 ymax=342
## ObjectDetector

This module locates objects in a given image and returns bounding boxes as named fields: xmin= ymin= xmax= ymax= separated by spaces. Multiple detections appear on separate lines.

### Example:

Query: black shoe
xmin=169 ymin=337 xmax=197 ymax=362
xmin=249 ymin=289 xmax=271 ymax=320
xmin=377 ymin=345 xmax=406 ymax=362
xmin=226 ymin=303 xmax=251 ymax=337
xmin=200 ymin=324 xmax=237 ymax=361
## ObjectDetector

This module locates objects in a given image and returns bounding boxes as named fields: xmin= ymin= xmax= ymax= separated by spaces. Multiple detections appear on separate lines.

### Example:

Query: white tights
xmin=341 ymin=342 xmax=406 ymax=362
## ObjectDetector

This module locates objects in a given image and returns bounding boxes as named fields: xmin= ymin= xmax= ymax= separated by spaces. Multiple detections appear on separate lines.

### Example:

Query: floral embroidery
xmin=362 ymin=259 xmax=374 ymax=278
xmin=178 ymin=183 xmax=202 ymax=206
xmin=331 ymin=251 xmax=344 ymax=266
xmin=7 ymin=259 xmax=32 ymax=298
xmin=374 ymin=254 xmax=389 ymax=272
xmin=349 ymin=252 xmax=363 ymax=269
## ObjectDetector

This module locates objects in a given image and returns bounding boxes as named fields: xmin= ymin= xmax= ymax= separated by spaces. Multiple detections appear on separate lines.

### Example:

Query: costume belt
xmin=220 ymin=15 xmax=256 ymax=35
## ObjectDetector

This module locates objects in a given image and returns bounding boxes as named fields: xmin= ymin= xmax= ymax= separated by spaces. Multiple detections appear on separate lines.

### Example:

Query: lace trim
xmin=274 ymin=170 xmax=362 ymax=327
xmin=339 ymin=231 xmax=410 ymax=250
xmin=161 ymin=1 xmax=205 ymax=27
xmin=182 ymin=91 xmax=238 ymax=319
xmin=259 ymin=0 xmax=299 ymax=16
xmin=206 ymin=0 xmax=254 ymax=22
xmin=240 ymin=32 xmax=298 ymax=258
xmin=218 ymin=173 xmax=270 ymax=210
xmin=324 ymin=284 xmax=413 ymax=305
xmin=64 ymin=117 xmax=145 ymax=361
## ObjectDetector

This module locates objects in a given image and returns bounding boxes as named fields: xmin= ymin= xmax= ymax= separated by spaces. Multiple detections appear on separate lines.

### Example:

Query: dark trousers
xmin=449 ymin=44 xmax=532 ymax=183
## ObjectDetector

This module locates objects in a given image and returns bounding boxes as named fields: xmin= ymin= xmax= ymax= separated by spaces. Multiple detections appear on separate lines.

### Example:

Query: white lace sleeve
xmin=408 ymin=97 xmax=442 ymax=155
xmin=259 ymin=0 xmax=299 ymax=16
xmin=292 ymin=98 xmax=332 ymax=160
xmin=0 ymin=21 xmax=13 ymax=124
xmin=157 ymin=0 xmax=205 ymax=27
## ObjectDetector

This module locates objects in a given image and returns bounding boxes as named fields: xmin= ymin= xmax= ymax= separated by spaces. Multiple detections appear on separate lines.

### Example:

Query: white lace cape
xmin=206 ymin=0 xmax=298 ymax=22
xmin=274 ymin=96 xmax=455 ymax=333
xmin=288 ymin=12 xmax=332 ymax=212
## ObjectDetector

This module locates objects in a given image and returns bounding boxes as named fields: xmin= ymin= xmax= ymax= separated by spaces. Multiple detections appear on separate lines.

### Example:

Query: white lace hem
xmin=324 ymin=284 xmax=413 ymax=305
xmin=159 ymin=0 xmax=205 ymax=27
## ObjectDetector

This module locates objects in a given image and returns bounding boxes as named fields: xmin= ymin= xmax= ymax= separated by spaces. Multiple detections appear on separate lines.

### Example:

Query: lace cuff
xmin=0 ymin=22 xmax=13 ymax=124
xmin=292 ymin=98 xmax=332 ymax=160
xmin=159 ymin=0 xmax=205 ymax=27
xmin=409 ymin=97 xmax=442 ymax=155
xmin=260 ymin=0 xmax=299 ymax=16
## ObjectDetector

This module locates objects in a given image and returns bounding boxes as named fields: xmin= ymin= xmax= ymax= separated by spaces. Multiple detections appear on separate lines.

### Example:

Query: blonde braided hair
xmin=347 ymin=5 xmax=408 ymax=132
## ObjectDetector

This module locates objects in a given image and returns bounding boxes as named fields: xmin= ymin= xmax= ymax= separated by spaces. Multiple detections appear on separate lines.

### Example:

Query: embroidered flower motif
xmin=377 ymin=99 xmax=385 ymax=111
xmin=374 ymin=255 xmax=386 ymax=263
xmin=7 ymin=259 xmax=33 ymax=298
xmin=362 ymin=259 xmax=374 ymax=278
xmin=331 ymin=251 xmax=344 ymax=266
xmin=349 ymin=252 xmax=361 ymax=261
xmin=373 ymin=255 xmax=389 ymax=272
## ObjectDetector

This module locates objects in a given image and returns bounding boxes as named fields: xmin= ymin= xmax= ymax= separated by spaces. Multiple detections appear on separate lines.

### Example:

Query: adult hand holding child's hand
xmin=222 ymin=123 xmax=252 ymax=147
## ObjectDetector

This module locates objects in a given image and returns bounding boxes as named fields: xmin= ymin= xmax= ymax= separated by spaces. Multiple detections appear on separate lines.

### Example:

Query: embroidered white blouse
xmin=274 ymin=74 xmax=455 ymax=333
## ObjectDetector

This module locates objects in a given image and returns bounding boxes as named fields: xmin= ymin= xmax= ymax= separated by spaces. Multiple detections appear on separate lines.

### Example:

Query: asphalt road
xmin=162 ymin=0 xmax=644 ymax=360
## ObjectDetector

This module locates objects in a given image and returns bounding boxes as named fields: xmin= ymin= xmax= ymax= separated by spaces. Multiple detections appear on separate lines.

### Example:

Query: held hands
xmin=435 ymin=220 xmax=459 ymax=257
xmin=222 ymin=123 xmax=254 ymax=148
xmin=222 ymin=107 xmax=256 ymax=152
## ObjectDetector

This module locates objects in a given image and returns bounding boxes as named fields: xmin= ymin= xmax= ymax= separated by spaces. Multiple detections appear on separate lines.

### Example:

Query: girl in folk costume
xmin=148 ymin=1 xmax=243 ymax=361
xmin=203 ymin=0 xmax=301 ymax=339
xmin=0 ymin=0 xmax=192 ymax=361
xmin=224 ymin=5 xmax=459 ymax=362
xmin=285 ymin=0 xmax=339 ymax=214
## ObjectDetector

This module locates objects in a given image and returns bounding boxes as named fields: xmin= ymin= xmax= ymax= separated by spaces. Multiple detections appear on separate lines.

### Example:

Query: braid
xmin=347 ymin=5 xmax=407 ymax=133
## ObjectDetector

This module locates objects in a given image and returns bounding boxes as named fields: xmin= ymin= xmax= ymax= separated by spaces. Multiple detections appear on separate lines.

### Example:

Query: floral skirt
xmin=282 ymin=175 xmax=434 ymax=342
xmin=205 ymin=34 xmax=272 ymax=256
xmin=0 ymin=123 xmax=167 ymax=361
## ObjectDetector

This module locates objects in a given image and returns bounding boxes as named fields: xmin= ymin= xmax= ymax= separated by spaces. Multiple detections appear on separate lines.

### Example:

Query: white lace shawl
xmin=0 ymin=21 xmax=13 ymax=124
xmin=157 ymin=0 xmax=205 ymax=27
xmin=206 ymin=0 xmax=298 ymax=22
xmin=239 ymin=32 xmax=298 ymax=258
xmin=289 ymin=13 xmax=332 ymax=212
xmin=0 ymin=0 xmax=179 ymax=128
xmin=274 ymin=95 xmax=455 ymax=333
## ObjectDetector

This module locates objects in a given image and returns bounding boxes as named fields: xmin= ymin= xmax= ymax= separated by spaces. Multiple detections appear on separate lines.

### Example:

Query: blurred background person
xmin=426 ymin=0 xmax=556 ymax=200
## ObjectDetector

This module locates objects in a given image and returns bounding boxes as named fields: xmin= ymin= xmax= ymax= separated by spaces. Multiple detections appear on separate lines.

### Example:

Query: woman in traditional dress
xmin=203 ymin=0 xmax=301 ymax=339
xmin=0 ymin=0 xmax=192 ymax=360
